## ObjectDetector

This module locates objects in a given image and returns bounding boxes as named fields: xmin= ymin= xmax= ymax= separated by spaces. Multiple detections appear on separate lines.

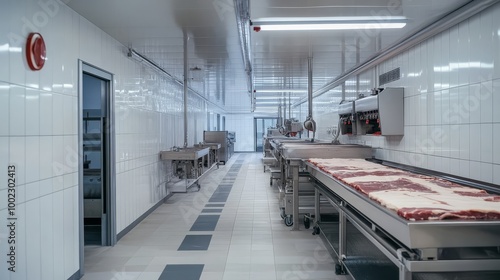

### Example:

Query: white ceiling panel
xmin=66 ymin=0 xmax=472 ymax=113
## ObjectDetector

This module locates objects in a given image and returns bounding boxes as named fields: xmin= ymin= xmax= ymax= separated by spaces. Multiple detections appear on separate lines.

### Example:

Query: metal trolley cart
xmin=305 ymin=160 xmax=500 ymax=280
xmin=269 ymin=140 xmax=372 ymax=230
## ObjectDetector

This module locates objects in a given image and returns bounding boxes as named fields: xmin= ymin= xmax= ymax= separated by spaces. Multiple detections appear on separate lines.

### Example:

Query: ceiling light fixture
xmin=256 ymin=89 xmax=308 ymax=93
xmin=252 ymin=16 xmax=406 ymax=32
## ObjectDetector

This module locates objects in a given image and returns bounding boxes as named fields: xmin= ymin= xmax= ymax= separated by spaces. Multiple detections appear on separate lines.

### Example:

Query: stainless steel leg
xmin=292 ymin=164 xmax=299 ymax=230
xmin=399 ymin=264 xmax=412 ymax=280
xmin=314 ymin=189 xmax=320 ymax=224
xmin=338 ymin=202 xmax=347 ymax=264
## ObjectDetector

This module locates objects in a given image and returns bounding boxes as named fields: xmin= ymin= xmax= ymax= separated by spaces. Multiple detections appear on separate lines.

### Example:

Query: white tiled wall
xmin=0 ymin=1 xmax=212 ymax=279
xmin=313 ymin=3 xmax=500 ymax=185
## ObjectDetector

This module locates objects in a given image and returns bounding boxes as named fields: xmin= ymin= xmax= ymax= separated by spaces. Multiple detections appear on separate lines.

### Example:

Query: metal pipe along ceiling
xmin=233 ymin=0 xmax=254 ymax=108
xmin=293 ymin=0 xmax=500 ymax=107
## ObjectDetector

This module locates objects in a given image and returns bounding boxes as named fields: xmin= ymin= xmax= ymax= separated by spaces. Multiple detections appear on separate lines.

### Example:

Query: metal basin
xmin=160 ymin=147 xmax=210 ymax=160
xmin=194 ymin=143 xmax=221 ymax=150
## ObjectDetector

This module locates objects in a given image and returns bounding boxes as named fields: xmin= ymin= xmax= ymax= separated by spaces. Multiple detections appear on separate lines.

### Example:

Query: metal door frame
xmin=78 ymin=60 xmax=116 ymax=276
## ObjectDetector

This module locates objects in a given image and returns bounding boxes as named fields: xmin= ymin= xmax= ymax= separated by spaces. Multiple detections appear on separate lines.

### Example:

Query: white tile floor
xmin=82 ymin=153 xmax=348 ymax=280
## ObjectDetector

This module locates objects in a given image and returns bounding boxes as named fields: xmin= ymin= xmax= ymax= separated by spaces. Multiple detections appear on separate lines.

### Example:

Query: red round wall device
xmin=26 ymin=32 xmax=46 ymax=71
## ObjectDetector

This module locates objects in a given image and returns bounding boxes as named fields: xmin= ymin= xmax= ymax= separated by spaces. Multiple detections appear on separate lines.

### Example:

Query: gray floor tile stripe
xmin=205 ymin=203 xmax=225 ymax=207
xmin=158 ymin=264 xmax=204 ymax=280
xmin=190 ymin=215 xmax=220 ymax=231
xmin=201 ymin=208 xmax=223 ymax=213
xmin=178 ymin=235 xmax=212 ymax=251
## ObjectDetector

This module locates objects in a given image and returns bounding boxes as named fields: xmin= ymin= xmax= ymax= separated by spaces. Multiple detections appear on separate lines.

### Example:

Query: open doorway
xmin=254 ymin=117 xmax=278 ymax=152
xmin=78 ymin=61 xmax=116 ymax=272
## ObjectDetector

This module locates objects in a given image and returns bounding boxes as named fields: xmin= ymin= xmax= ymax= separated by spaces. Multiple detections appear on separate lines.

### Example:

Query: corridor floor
xmin=81 ymin=153 xmax=347 ymax=280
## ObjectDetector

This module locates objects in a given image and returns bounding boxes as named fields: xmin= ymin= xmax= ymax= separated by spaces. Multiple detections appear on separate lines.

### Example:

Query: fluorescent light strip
xmin=258 ymin=23 xmax=405 ymax=31
xmin=252 ymin=17 xmax=407 ymax=31
xmin=256 ymin=89 xmax=308 ymax=93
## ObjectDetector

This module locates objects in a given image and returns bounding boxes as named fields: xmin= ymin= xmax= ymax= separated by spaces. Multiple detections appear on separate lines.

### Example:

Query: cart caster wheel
xmin=335 ymin=264 xmax=343 ymax=275
xmin=304 ymin=217 xmax=310 ymax=229
xmin=280 ymin=208 xmax=285 ymax=219
xmin=284 ymin=215 xmax=293 ymax=227
xmin=312 ymin=226 xmax=320 ymax=235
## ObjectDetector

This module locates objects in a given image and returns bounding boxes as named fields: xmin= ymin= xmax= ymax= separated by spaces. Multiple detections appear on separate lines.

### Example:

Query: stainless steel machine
xmin=204 ymin=131 xmax=233 ymax=164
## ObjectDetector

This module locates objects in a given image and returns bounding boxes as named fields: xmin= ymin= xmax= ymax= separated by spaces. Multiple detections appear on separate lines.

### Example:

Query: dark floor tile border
xmin=178 ymin=235 xmax=212 ymax=251
xmin=158 ymin=264 xmax=204 ymax=280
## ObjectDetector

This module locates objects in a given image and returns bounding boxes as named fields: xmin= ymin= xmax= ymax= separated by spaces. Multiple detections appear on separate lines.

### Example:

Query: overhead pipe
xmin=233 ymin=0 xmax=254 ymax=104
xmin=303 ymin=57 xmax=316 ymax=141
xmin=293 ymin=0 xmax=500 ymax=107
xmin=183 ymin=32 xmax=188 ymax=148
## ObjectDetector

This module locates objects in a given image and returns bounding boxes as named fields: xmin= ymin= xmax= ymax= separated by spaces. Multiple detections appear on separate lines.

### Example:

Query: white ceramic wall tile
xmin=480 ymin=162 xmax=493 ymax=183
xmin=40 ymin=194 xmax=55 ymax=280
xmin=0 ymin=84 xmax=8 ymax=137
xmin=0 ymin=5 xmax=8 ymax=83
xmin=468 ymin=15 xmax=482 ymax=85
xmin=494 ymin=5 xmax=500 ymax=80
xmin=52 ymin=93 xmax=64 ymax=135
xmin=39 ymin=91 xmax=53 ymax=135
xmin=459 ymin=159 xmax=470 ymax=178
xmin=25 ymin=136 xmax=40 ymax=183
xmin=470 ymin=161 xmax=482 ymax=181
xmin=0 ymin=137 xmax=7 ymax=191
xmin=494 ymin=164 xmax=500 ymax=185
xmin=457 ymin=86 xmax=470 ymax=124
xmin=449 ymin=158 xmax=460 ymax=177
xmin=457 ymin=21 xmax=470 ymax=87
xmin=493 ymin=79 xmax=500 ymax=122
xmin=63 ymin=187 xmax=76 ymax=278
xmin=447 ymin=87 xmax=459 ymax=125
xmin=11 ymin=202 xmax=27 ymax=280
xmin=25 ymin=181 xmax=40 ymax=202
xmin=480 ymin=9 xmax=494 ymax=80
xmin=9 ymin=136 xmax=25 ymax=186
xmin=448 ymin=26 xmax=459 ymax=88
xmin=493 ymin=124 xmax=500 ymax=165
xmin=469 ymin=83 xmax=481 ymax=124
xmin=52 ymin=190 xmax=64 ymax=280
xmin=25 ymin=198 xmax=42 ymax=280
xmin=434 ymin=91 xmax=442 ymax=126
xmin=440 ymin=90 xmax=450 ymax=125
xmin=9 ymin=86 xmax=25 ymax=136
xmin=469 ymin=125 xmax=481 ymax=162
xmin=459 ymin=124 xmax=470 ymax=160
xmin=8 ymin=0 xmax=27 ymax=87
xmin=440 ymin=30 xmax=450 ymax=89
xmin=0 ymin=209 xmax=8 ymax=280
xmin=479 ymin=80 xmax=493 ymax=123
xmin=449 ymin=125 xmax=460 ymax=159
xmin=480 ymin=124 xmax=493 ymax=163
xmin=39 ymin=136 xmax=53 ymax=180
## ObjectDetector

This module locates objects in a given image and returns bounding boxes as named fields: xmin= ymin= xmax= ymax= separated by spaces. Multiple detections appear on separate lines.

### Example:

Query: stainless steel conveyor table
xmin=305 ymin=160 xmax=500 ymax=280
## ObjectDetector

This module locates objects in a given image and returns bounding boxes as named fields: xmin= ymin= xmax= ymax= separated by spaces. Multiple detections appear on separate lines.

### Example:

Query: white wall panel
xmin=330 ymin=3 xmax=500 ymax=184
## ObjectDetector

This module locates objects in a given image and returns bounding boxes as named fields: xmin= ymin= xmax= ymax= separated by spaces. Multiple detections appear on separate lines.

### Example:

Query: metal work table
xmin=305 ymin=161 xmax=500 ymax=280
xmin=160 ymin=146 xmax=215 ymax=193
xmin=268 ymin=140 xmax=372 ymax=230
xmin=194 ymin=142 xmax=221 ymax=169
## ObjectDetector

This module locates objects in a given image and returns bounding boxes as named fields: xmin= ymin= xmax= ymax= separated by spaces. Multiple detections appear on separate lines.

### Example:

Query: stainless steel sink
xmin=160 ymin=147 xmax=210 ymax=160
xmin=193 ymin=143 xmax=221 ymax=150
